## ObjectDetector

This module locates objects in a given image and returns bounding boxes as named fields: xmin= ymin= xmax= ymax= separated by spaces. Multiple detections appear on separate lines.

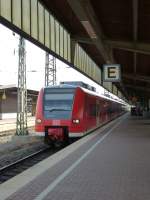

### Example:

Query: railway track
xmin=0 ymin=147 xmax=59 ymax=184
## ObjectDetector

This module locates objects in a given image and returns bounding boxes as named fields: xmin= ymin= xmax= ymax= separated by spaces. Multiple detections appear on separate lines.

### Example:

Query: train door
xmin=96 ymin=99 xmax=100 ymax=126
xmin=85 ymin=95 xmax=97 ymax=130
xmin=85 ymin=95 xmax=92 ymax=130
xmin=99 ymin=99 xmax=105 ymax=124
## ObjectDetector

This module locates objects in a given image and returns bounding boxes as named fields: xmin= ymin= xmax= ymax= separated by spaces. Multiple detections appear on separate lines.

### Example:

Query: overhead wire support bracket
xmin=45 ymin=52 xmax=56 ymax=86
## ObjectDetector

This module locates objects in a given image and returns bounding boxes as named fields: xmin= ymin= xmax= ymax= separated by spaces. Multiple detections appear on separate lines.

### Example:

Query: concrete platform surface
xmin=1 ymin=113 xmax=150 ymax=200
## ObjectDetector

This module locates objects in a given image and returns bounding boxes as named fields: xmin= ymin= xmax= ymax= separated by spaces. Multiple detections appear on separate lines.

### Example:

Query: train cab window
xmin=44 ymin=88 xmax=75 ymax=119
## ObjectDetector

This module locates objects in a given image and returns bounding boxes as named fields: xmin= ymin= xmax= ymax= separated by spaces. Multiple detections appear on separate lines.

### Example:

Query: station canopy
xmin=41 ymin=0 xmax=150 ymax=102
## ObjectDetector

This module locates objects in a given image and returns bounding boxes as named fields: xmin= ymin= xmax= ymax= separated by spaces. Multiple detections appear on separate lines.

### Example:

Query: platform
xmin=0 ymin=116 xmax=36 ymax=144
xmin=1 ymin=113 xmax=150 ymax=200
xmin=0 ymin=117 xmax=35 ymax=132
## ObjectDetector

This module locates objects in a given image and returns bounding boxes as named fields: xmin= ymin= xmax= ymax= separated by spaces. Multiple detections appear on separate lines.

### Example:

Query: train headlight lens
xmin=36 ymin=119 xmax=42 ymax=124
xmin=73 ymin=119 xmax=80 ymax=124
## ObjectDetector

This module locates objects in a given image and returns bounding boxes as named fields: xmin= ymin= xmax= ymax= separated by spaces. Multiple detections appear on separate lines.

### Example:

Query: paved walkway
xmin=1 ymin=114 xmax=150 ymax=200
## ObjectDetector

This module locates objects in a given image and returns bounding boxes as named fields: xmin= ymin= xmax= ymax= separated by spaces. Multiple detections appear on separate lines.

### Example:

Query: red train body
xmin=35 ymin=83 xmax=125 ymax=145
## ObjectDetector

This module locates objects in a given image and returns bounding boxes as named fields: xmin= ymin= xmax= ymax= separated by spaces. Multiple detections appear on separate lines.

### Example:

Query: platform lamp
xmin=2 ymin=89 xmax=6 ymax=100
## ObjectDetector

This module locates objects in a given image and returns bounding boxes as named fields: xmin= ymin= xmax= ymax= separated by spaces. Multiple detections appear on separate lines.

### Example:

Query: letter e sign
xmin=103 ymin=64 xmax=121 ymax=82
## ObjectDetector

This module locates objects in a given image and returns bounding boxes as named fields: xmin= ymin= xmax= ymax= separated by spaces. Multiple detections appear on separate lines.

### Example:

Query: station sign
xmin=103 ymin=64 xmax=121 ymax=82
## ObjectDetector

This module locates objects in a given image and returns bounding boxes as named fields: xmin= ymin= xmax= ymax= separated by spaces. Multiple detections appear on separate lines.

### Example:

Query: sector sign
xmin=103 ymin=64 xmax=121 ymax=82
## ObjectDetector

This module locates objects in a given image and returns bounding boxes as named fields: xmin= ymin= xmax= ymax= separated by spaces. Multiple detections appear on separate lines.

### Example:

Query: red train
xmin=35 ymin=82 xmax=125 ymax=146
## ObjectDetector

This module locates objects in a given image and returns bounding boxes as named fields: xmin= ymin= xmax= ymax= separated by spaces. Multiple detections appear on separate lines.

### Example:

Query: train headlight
xmin=36 ymin=118 xmax=42 ymax=124
xmin=72 ymin=119 xmax=80 ymax=124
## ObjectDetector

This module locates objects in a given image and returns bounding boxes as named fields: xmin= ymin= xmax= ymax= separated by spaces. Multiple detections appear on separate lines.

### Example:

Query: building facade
xmin=0 ymin=85 xmax=38 ymax=119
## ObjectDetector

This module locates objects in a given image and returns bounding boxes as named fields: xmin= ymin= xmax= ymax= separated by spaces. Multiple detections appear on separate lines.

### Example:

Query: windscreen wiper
xmin=48 ymin=108 xmax=71 ymax=112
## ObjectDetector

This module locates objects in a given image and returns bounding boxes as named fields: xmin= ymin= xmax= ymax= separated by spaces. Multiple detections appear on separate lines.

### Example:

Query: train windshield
xmin=44 ymin=88 xmax=75 ymax=119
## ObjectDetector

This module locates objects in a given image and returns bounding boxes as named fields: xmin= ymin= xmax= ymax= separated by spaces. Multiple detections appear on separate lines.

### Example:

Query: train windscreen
xmin=44 ymin=88 xmax=75 ymax=119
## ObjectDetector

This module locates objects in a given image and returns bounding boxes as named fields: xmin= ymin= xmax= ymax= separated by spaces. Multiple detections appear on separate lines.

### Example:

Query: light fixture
xmin=81 ymin=21 xmax=97 ymax=39
xmin=72 ymin=119 xmax=80 ymax=124
xmin=36 ymin=118 xmax=42 ymax=124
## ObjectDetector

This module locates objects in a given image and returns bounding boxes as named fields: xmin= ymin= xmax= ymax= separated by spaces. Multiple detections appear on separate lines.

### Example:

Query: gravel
xmin=0 ymin=135 xmax=48 ymax=168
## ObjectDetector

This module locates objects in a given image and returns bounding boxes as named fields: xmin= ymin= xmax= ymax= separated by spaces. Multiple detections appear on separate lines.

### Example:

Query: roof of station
xmin=41 ymin=0 xmax=150 ymax=100
xmin=0 ymin=85 xmax=38 ymax=97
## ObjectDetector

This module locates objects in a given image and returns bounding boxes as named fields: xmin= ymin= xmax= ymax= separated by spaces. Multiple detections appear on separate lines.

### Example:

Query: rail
xmin=0 ymin=147 xmax=56 ymax=184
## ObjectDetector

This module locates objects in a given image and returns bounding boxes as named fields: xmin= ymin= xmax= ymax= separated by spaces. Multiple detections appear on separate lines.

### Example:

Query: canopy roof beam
xmin=105 ymin=40 xmax=150 ymax=55
xmin=123 ymin=73 xmax=150 ymax=83
xmin=67 ymin=0 xmax=112 ymax=63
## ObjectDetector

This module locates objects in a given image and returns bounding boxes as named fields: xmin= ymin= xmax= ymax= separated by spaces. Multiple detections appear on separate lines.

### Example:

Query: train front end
xmin=35 ymin=85 xmax=82 ymax=145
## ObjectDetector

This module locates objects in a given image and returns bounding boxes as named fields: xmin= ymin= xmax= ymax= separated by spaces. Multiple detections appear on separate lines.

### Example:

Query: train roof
xmin=45 ymin=84 xmax=126 ymax=105
xmin=81 ymin=87 xmax=125 ymax=105
xmin=45 ymin=84 xmax=77 ymax=89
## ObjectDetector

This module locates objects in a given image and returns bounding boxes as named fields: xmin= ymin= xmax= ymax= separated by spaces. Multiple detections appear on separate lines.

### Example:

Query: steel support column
xmin=16 ymin=37 xmax=28 ymax=135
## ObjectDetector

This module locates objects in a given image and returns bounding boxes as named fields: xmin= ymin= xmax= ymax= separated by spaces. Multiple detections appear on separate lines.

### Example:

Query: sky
xmin=0 ymin=23 xmax=122 ymax=100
